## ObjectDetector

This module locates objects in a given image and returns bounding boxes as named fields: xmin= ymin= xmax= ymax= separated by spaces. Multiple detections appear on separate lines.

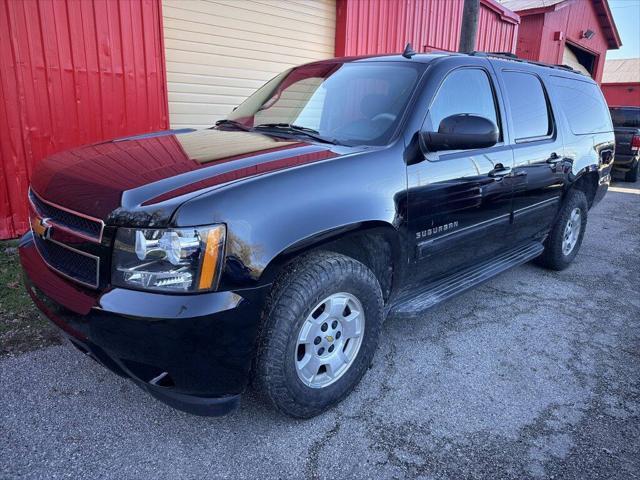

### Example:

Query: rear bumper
xmin=19 ymin=232 xmax=270 ymax=416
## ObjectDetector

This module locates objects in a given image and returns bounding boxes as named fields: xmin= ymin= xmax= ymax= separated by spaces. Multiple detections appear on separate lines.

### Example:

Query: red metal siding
xmin=515 ymin=0 xmax=610 ymax=82
xmin=513 ymin=12 xmax=544 ymax=61
xmin=477 ymin=0 xmax=519 ymax=52
xmin=0 ymin=0 xmax=169 ymax=240
xmin=602 ymin=83 xmax=640 ymax=107
xmin=335 ymin=0 xmax=519 ymax=56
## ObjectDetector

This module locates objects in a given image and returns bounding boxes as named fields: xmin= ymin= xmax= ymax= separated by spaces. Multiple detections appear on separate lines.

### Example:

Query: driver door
xmin=407 ymin=65 xmax=515 ymax=283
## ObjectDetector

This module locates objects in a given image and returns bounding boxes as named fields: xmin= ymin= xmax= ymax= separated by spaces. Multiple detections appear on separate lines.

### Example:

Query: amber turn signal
xmin=198 ymin=225 xmax=226 ymax=290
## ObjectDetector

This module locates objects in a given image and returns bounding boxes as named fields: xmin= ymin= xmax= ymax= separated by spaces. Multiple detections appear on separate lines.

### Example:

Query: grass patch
xmin=0 ymin=240 xmax=60 ymax=357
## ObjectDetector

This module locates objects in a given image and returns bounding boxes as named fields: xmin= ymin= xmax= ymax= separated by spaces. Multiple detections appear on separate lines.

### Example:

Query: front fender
xmin=172 ymin=143 xmax=408 ymax=289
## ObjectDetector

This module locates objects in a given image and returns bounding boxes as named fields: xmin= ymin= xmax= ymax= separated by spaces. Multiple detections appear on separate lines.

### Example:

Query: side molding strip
xmin=513 ymin=197 xmax=560 ymax=218
xmin=417 ymin=213 xmax=510 ymax=258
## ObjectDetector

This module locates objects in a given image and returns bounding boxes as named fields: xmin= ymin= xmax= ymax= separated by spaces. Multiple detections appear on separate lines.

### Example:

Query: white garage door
xmin=162 ymin=0 xmax=336 ymax=129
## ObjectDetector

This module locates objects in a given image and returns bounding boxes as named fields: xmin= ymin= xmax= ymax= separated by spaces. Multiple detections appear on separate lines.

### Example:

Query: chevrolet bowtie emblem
xmin=325 ymin=335 xmax=334 ymax=343
xmin=32 ymin=215 xmax=51 ymax=240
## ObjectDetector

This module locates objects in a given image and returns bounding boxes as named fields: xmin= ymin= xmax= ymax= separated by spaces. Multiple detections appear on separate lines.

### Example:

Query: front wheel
xmin=535 ymin=189 xmax=588 ymax=270
xmin=255 ymin=251 xmax=383 ymax=418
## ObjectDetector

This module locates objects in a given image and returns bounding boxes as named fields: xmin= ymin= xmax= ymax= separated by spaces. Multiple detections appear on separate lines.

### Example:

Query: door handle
xmin=489 ymin=164 xmax=512 ymax=177
xmin=546 ymin=152 xmax=561 ymax=164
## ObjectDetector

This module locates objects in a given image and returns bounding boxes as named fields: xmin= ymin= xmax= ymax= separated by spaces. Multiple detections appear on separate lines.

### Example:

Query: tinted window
xmin=428 ymin=69 xmax=499 ymax=134
xmin=502 ymin=71 xmax=551 ymax=140
xmin=551 ymin=76 xmax=612 ymax=134
xmin=610 ymin=107 xmax=640 ymax=128
xmin=228 ymin=62 xmax=421 ymax=146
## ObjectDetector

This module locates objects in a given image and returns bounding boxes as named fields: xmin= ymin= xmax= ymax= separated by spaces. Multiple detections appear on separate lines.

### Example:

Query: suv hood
xmin=31 ymin=129 xmax=354 ymax=225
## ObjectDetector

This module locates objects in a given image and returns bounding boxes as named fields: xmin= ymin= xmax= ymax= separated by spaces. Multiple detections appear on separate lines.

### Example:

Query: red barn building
xmin=601 ymin=58 xmax=640 ymax=107
xmin=500 ymin=0 xmax=621 ymax=81
xmin=335 ymin=0 xmax=520 ymax=56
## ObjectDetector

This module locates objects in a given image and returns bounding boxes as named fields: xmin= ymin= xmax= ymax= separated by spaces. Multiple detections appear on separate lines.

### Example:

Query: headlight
xmin=111 ymin=225 xmax=226 ymax=293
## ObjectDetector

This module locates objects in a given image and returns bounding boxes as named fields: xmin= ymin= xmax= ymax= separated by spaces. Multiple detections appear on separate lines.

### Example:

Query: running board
xmin=388 ymin=241 xmax=544 ymax=317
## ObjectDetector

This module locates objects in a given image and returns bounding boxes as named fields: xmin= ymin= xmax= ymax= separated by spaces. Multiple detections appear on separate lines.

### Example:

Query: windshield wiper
xmin=253 ymin=123 xmax=339 ymax=145
xmin=214 ymin=119 xmax=252 ymax=131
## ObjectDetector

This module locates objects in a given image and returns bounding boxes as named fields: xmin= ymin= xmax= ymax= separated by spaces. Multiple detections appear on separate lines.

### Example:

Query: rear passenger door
xmin=498 ymin=69 xmax=566 ymax=243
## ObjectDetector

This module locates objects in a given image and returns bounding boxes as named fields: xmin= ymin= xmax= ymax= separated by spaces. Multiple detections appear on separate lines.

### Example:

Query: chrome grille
xmin=29 ymin=189 xmax=103 ymax=242
xmin=29 ymin=188 xmax=103 ymax=288
xmin=32 ymin=234 xmax=100 ymax=288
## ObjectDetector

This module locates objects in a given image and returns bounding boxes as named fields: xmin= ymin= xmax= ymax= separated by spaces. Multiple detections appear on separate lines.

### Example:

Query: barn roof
xmin=602 ymin=58 xmax=640 ymax=84
xmin=500 ymin=0 xmax=565 ymax=10
xmin=499 ymin=0 xmax=622 ymax=49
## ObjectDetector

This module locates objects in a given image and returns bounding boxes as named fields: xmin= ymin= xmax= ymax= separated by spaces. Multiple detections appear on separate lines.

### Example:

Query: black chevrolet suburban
xmin=19 ymin=51 xmax=614 ymax=418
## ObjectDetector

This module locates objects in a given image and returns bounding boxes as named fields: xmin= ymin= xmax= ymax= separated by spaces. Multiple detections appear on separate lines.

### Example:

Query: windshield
xmin=610 ymin=107 xmax=640 ymax=128
xmin=225 ymin=62 xmax=423 ymax=146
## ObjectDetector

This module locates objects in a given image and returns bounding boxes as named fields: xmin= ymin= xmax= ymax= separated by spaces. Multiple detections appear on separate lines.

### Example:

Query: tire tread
xmin=255 ymin=251 xmax=383 ymax=418
xmin=536 ymin=189 xmax=588 ymax=271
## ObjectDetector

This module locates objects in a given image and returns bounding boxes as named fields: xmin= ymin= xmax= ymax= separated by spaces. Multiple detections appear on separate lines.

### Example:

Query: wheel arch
xmin=569 ymin=168 xmax=599 ymax=208
xmin=259 ymin=221 xmax=404 ymax=302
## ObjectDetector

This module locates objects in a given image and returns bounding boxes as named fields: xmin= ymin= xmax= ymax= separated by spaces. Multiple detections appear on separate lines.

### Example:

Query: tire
xmin=535 ymin=189 xmax=588 ymax=271
xmin=625 ymin=160 xmax=639 ymax=183
xmin=255 ymin=251 xmax=383 ymax=418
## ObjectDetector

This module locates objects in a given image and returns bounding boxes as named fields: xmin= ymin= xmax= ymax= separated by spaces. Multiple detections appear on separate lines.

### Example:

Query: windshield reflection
xmin=225 ymin=62 xmax=423 ymax=146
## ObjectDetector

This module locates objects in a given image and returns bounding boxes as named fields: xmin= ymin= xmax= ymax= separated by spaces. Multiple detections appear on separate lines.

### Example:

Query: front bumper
xmin=19 ymin=232 xmax=270 ymax=416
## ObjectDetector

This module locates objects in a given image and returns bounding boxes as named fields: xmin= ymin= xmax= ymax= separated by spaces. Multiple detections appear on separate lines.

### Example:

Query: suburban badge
xmin=416 ymin=221 xmax=459 ymax=240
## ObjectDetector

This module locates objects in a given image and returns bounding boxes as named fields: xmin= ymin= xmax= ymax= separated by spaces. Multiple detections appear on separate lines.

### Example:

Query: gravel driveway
xmin=1 ymin=180 xmax=639 ymax=480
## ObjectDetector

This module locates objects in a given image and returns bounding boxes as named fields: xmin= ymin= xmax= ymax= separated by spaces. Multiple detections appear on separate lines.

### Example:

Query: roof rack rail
xmin=471 ymin=51 xmax=583 ymax=75
xmin=555 ymin=63 xmax=579 ymax=72
xmin=487 ymin=51 xmax=518 ymax=58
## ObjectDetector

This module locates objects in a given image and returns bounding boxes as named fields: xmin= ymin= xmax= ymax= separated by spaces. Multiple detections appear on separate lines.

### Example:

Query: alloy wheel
xmin=294 ymin=292 xmax=365 ymax=388
xmin=562 ymin=207 xmax=582 ymax=256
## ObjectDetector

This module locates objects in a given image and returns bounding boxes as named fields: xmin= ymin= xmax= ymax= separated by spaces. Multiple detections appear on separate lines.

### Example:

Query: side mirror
xmin=421 ymin=114 xmax=498 ymax=152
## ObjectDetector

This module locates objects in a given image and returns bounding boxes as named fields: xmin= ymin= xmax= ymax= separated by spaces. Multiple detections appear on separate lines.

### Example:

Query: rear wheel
xmin=536 ymin=189 xmax=588 ymax=270
xmin=255 ymin=251 xmax=383 ymax=418
xmin=625 ymin=160 xmax=639 ymax=182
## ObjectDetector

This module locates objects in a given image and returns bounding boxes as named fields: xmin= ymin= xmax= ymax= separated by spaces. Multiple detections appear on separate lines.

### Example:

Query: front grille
xmin=33 ymin=234 xmax=100 ymax=288
xmin=29 ymin=188 xmax=103 ymax=288
xmin=29 ymin=190 xmax=103 ymax=241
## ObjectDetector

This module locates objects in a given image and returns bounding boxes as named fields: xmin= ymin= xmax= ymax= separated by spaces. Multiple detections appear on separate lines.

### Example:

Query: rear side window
xmin=610 ymin=107 xmax=640 ymax=128
xmin=550 ymin=76 xmax=612 ymax=134
xmin=428 ymin=68 xmax=499 ymax=133
xmin=502 ymin=71 xmax=552 ymax=141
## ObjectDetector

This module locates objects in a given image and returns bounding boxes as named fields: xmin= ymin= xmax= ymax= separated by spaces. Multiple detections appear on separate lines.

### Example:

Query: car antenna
xmin=402 ymin=42 xmax=417 ymax=59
